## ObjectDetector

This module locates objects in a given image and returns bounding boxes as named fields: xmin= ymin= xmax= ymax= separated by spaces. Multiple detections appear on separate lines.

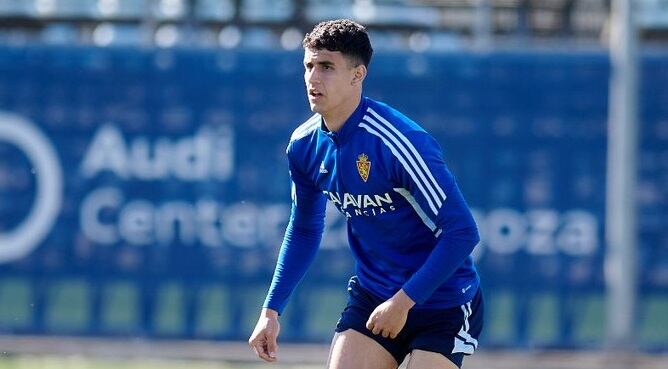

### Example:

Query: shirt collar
xmin=321 ymin=96 xmax=367 ymax=143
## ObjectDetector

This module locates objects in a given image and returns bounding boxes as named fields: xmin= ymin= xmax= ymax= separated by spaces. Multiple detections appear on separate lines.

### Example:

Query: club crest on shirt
xmin=356 ymin=153 xmax=371 ymax=182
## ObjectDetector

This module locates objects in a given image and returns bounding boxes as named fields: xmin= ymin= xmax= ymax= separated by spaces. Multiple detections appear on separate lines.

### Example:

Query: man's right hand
xmin=248 ymin=308 xmax=281 ymax=362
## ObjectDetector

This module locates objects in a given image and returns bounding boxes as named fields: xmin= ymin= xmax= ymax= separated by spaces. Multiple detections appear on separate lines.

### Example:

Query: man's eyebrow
xmin=304 ymin=60 xmax=335 ymax=67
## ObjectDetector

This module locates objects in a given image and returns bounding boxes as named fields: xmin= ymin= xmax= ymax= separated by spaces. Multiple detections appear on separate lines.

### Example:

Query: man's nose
xmin=307 ymin=69 xmax=320 ymax=84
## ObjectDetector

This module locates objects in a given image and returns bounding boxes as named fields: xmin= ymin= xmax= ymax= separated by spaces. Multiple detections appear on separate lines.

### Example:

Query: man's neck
xmin=322 ymin=94 xmax=362 ymax=133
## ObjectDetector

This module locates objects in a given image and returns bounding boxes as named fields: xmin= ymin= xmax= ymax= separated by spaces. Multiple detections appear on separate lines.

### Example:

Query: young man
xmin=248 ymin=19 xmax=483 ymax=369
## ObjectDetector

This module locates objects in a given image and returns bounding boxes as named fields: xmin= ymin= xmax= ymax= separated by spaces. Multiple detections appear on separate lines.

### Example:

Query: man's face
xmin=303 ymin=48 xmax=360 ymax=116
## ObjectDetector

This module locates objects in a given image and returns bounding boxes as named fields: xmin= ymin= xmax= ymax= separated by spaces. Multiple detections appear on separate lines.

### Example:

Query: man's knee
xmin=327 ymin=329 xmax=398 ymax=369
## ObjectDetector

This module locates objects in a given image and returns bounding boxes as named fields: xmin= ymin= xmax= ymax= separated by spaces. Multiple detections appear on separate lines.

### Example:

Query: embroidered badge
xmin=356 ymin=153 xmax=371 ymax=182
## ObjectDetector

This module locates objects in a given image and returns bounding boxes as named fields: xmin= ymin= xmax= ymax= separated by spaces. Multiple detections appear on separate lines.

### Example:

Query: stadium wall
xmin=0 ymin=46 xmax=666 ymax=350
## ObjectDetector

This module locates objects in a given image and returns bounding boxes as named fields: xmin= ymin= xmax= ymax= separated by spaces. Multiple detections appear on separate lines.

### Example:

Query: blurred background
xmin=0 ymin=0 xmax=666 ymax=368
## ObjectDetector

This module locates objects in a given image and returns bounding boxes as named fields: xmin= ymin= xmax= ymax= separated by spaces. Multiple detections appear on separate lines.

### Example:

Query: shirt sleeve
xmin=391 ymin=130 xmax=480 ymax=304
xmin=262 ymin=141 xmax=327 ymax=314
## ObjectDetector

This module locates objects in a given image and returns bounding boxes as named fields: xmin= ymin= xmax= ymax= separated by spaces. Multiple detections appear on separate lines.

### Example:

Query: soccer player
xmin=248 ymin=19 xmax=483 ymax=369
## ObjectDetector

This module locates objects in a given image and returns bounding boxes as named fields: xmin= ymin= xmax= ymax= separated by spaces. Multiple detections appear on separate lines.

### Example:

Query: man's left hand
xmin=365 ymin=289 xmax=415 ymax=339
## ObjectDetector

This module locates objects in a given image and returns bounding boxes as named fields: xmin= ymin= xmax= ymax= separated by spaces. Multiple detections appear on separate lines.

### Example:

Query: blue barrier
xmin=0 ymin=46 xmax=666 ymax=349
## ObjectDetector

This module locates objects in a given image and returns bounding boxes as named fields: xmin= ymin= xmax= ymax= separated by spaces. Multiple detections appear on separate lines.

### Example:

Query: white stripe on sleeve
xmin=359 ymin=122 xmax=439 ymax=214
xmin=393 ymin=187 xmax=441 ymax=237
xmin=367 ymin=107 xmax=447 ymax=202
xmin=362 ymin=115 xmax=443 ymax=210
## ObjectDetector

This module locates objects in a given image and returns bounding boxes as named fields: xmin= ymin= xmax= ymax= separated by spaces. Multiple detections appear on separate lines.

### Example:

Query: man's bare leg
xmin=327 ymin=329 xmax=398 ymax=369
xmin=405 ymin=349 xmax=458 ymax=369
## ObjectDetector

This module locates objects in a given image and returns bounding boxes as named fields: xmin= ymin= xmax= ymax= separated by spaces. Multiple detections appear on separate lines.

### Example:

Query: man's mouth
xmin=309 ymin=90 xmax=323 ymax=98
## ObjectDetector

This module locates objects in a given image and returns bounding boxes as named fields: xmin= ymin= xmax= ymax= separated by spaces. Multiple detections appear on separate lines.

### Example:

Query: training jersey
xmin=264 ymin=96 xmax=480 ymax=314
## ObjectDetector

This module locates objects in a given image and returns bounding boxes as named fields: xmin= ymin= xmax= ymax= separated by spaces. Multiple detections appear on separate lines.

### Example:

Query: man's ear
xmin=352 ymin=64 xmax=367 ymax=85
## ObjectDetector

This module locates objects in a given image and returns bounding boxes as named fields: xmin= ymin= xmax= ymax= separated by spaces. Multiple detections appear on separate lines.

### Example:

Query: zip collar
xmin=321 ymin=96 xmax=367 ymax=144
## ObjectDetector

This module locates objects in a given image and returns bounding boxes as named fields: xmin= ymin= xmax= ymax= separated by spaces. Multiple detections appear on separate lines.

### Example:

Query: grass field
xmin=2 ymin=351 xmax=668 ymax=369
xmin=1 ymin=337 xmax=668 ymax=369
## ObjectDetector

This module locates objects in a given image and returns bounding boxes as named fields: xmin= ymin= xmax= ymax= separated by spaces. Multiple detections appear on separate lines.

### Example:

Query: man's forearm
xmin=402 ymin=229 xmax=479 ymax=304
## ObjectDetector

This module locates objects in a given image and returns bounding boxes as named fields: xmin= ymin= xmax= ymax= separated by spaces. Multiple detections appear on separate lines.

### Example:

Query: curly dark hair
xmin=302 ymin=19 xmax=373 ymax=67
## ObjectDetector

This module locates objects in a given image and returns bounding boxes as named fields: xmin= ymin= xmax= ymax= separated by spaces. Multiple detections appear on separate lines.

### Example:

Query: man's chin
xmin=309 ymin=104 xmax=322 ymax=114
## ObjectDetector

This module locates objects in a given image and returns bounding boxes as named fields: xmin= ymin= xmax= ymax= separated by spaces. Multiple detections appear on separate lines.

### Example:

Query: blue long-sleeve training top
xmin=264 ymin=96 xmax=480 ymax=314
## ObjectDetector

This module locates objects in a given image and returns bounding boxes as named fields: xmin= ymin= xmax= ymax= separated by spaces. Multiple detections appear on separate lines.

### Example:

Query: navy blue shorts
xmin=335 ymin=277 xmax=484 ymax=367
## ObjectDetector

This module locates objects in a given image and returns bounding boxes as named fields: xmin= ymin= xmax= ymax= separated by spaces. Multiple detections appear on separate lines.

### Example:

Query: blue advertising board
xmin=0 ymin=46 xmax=666 ymax=348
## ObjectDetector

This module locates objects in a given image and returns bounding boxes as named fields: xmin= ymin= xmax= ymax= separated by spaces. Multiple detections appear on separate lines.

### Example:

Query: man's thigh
xmin=405 ymin=350 xmax=458 ymax=369
xmin=327 ymin=329 xmax=399 ymax=369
